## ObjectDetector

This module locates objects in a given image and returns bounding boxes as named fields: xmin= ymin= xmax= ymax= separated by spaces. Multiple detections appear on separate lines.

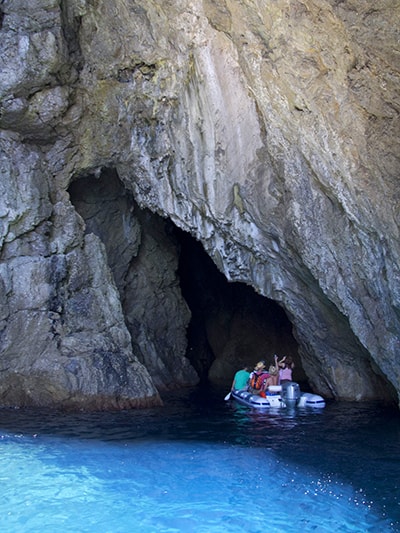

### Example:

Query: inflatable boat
xmin=231 ymin=382 xmax=326 ymax=409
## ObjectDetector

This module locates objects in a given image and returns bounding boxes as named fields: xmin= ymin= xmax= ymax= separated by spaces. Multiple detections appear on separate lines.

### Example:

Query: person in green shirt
xmin=231 ymin=365 xmax=250 ymax=391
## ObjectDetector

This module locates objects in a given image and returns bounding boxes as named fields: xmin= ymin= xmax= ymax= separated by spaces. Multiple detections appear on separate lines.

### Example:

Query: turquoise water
xmin=0 ymin=385 xmax=399 ymax=532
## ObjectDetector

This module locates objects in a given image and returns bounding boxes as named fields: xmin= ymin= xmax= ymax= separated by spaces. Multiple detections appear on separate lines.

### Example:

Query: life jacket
xmin=249 ymin=371 xmax=268 ymax=391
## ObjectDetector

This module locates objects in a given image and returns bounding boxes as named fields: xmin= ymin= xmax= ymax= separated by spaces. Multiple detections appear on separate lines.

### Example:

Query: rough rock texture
xmin=68 ymin=169 xmax=198 ymax=392
xmin=0 ymin=0 xmax=399 ymax=408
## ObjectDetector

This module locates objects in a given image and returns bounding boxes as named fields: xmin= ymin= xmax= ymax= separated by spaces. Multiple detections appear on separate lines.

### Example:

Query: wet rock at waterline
xmin=0 ymin=0 xmax=399 ymax=409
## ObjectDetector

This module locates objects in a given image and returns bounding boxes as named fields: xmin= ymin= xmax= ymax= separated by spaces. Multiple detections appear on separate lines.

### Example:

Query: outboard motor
xmin=281 ymin=382 xmax=301 ymax=408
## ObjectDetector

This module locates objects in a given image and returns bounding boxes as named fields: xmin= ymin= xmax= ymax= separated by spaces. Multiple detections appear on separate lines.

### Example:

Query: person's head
xmin=255 ymin=360 xmax=266 ymax=371
xmin=285 ymin=356 xmax=294 ymax=367
xmin=268 ymin=365 xmax=278 ymax=376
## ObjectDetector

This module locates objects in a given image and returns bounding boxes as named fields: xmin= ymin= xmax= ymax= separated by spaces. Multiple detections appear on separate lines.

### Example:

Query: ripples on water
xmin=0 ymin=385 xmax=399 ymax=532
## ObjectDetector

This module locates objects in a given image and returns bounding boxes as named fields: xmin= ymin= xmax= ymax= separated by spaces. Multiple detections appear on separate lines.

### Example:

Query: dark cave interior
xmin=68 ymin=168 xmax=308 ymax=388
xmin=176 ymin=228 xmax=305 ymax=383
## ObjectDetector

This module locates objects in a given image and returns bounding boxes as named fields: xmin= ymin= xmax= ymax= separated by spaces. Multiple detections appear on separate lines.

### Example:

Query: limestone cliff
xmin=0 ymin=0 xmax=399 ymax=408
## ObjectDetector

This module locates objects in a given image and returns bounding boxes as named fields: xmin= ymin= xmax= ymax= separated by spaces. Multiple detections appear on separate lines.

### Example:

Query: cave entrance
xmin=68 ymin=168 xmax=306 ymax=390
xmin=176 ymin=229 xmax=305 ymax=385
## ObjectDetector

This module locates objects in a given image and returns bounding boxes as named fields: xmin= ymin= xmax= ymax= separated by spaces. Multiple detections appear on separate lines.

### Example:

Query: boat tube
xmin=231 ymin=382 xmax=325 ymax=409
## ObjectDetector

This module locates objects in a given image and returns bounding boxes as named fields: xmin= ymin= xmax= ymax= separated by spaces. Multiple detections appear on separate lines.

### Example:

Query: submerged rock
xmin=0 ymin=0 xmax=399 ymax=408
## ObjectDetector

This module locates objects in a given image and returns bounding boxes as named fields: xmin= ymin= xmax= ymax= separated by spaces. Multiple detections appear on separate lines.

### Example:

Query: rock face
xmin=0 ymin=0 xmax=399 ymax=408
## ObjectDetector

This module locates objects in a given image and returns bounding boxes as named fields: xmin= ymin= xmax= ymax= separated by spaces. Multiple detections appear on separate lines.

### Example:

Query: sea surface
xmin=0 ymin=384 xmax=399 ymax=533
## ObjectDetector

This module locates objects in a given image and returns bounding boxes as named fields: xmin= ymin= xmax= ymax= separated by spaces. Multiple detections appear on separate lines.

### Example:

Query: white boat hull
xmin=231 ymin=384 xmax=325 ymax=409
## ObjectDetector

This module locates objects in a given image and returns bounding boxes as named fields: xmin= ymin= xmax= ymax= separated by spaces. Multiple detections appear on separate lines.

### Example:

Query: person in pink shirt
xmin=278 ymin=355 xmax=294 ymax=383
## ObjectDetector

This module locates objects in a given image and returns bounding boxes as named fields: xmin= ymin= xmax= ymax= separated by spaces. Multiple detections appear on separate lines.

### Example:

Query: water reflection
xmin=0 ymin=386 xmax=399 ymax=532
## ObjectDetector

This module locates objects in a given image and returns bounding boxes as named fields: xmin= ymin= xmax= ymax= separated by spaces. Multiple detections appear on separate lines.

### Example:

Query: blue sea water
xmin=0 ymin=385 xmax=399 ymax=533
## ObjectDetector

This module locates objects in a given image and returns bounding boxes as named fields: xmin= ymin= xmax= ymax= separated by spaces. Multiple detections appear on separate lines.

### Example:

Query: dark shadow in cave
xmin=68 ymin=168 xmax=307 ymax=389
xmin=175 ymin=228 xmax=307 ymax=387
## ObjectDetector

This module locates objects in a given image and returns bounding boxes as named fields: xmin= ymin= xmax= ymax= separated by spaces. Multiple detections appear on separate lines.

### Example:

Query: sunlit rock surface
xmin=0 ymin=0 xmax=399 ymax=408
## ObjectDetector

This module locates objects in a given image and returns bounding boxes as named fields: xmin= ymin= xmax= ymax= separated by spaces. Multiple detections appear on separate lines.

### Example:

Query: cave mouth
xmin=175 ymin=228 xmax=307 ymax=386
xmin=68 ymin=168 xmax=307 ymax=389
